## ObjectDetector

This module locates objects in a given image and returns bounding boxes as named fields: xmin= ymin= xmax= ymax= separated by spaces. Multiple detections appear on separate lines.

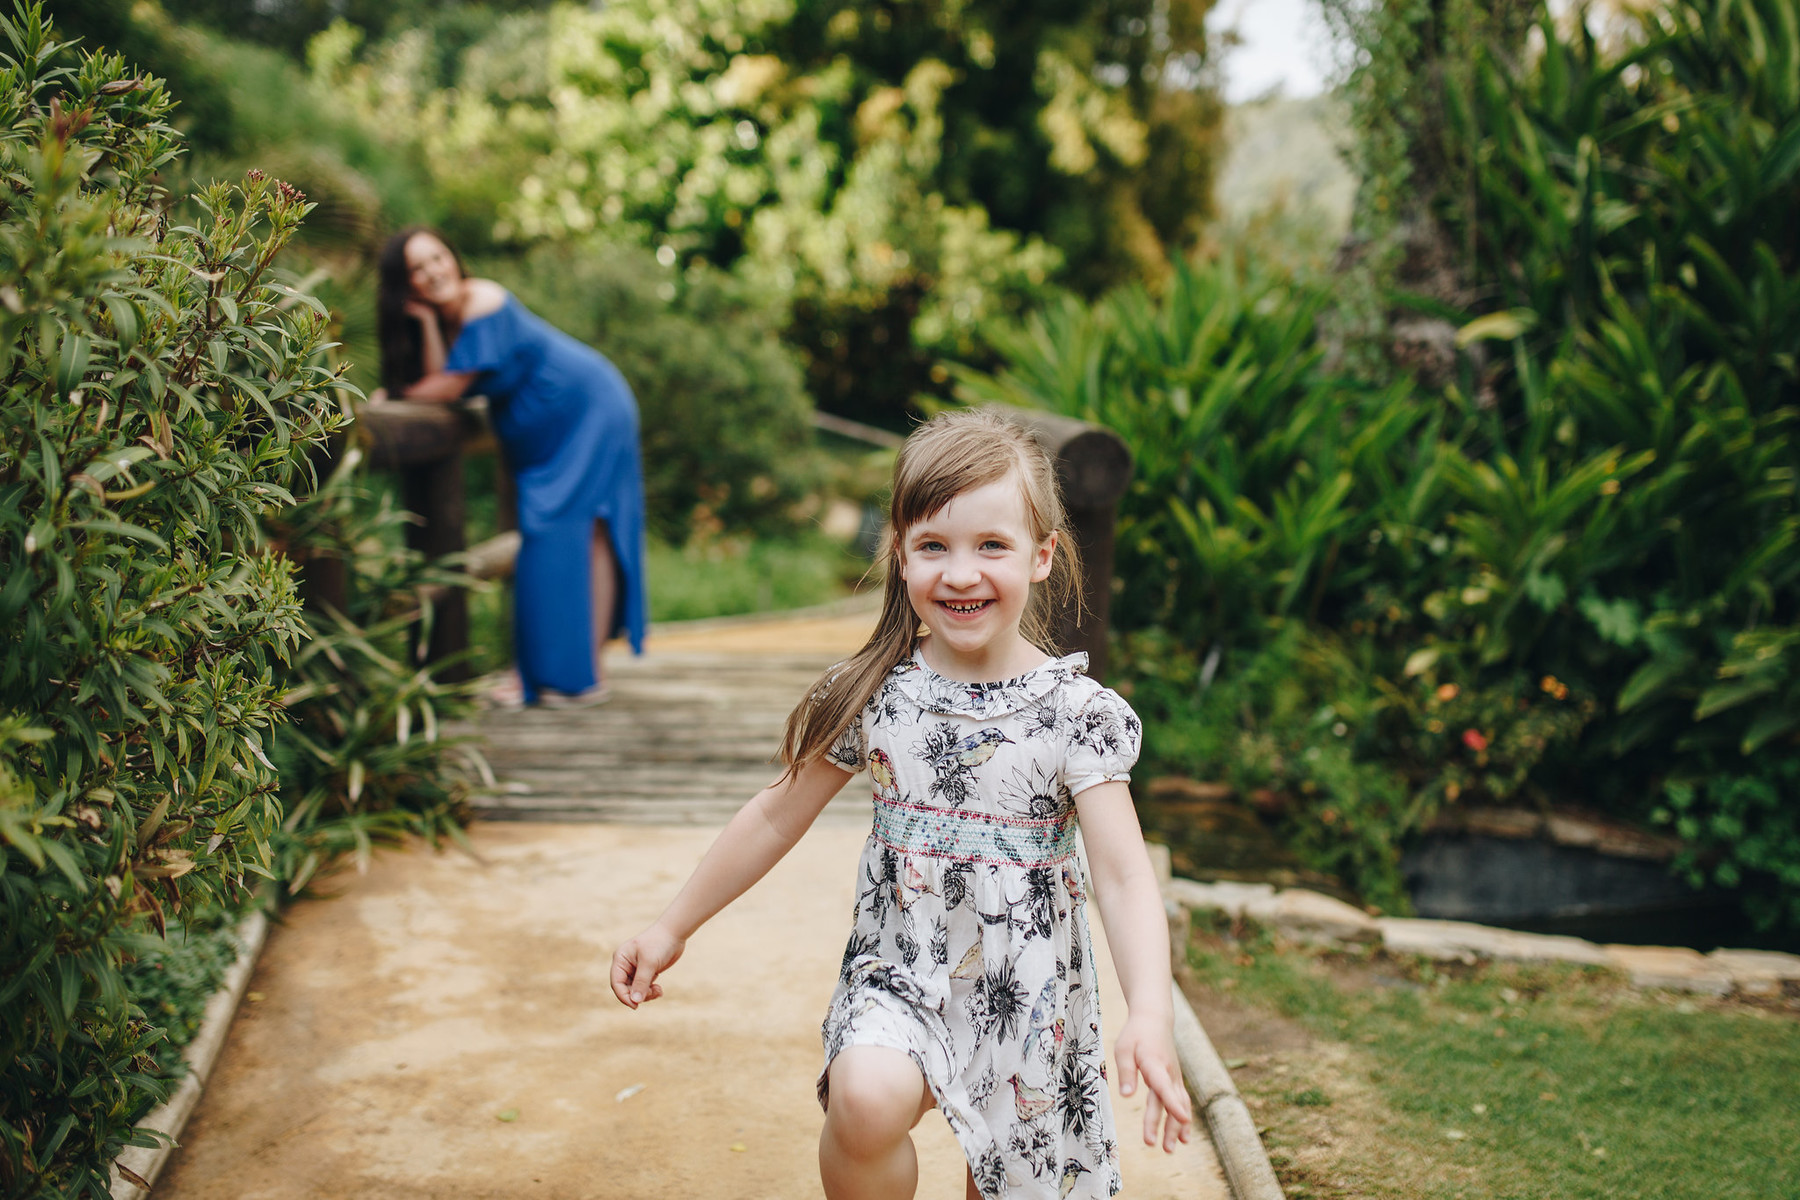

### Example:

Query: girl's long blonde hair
xmin=780 ymin=409 xmax=1084 ymax=773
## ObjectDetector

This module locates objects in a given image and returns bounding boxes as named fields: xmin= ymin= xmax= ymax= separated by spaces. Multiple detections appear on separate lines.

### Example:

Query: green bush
xmin=486 ymin=239 xmax=820 ymax=544
xmin=262 ymin=452 xmax=479 ymax=896
xmin=1428 ymin=0 xmax=1800 ymax=922
xmin=0 ymin=5 xmax=349 ymax=1193
xmin=964 ymin=0 xmax=1800 ymax=938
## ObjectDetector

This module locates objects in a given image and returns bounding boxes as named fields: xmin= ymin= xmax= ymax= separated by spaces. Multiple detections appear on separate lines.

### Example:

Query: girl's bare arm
xmin=1075 ymin=780 xmax=1194 ymax=1151
xmin=611 ymin=756 xmax=855 ymax=1007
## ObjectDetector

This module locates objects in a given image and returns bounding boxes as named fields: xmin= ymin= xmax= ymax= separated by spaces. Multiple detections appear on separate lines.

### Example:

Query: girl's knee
xmin=824 ymin=1049 xmax=927 ymax=1155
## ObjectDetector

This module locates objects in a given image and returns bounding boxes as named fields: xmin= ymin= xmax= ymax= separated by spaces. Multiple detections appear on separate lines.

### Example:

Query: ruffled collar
xmin=890 ymin=650 xmax=1088 ymax=719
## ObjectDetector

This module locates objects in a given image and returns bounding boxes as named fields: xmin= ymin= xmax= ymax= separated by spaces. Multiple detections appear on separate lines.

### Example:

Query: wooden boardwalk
xmin=469 ymin=602 xmax=880 ymax=824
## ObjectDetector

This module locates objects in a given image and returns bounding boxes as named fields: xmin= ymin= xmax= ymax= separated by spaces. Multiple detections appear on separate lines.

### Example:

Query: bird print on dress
xmin=917 ymin=724 xmax=1012 ymax=808
xmin=1009 ymin=1073 xmax=1056 ymax=1122
xmin=819 ymin=651 xmax=1140 ymax=1199
xmin=1021 ymin=978 xmax=1061 ymax=1060
xmin=870 ymin=747 xmax=900 ymax=802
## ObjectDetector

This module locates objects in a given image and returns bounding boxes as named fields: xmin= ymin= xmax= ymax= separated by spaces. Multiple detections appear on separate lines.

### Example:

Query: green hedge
xmin=0 ymin=7 xmax=348 ymax=1192
xmin=960 ymin=0 xmax=1800 ymax=927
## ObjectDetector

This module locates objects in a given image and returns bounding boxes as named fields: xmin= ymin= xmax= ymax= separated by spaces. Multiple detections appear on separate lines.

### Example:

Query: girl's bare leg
xmin=820 ymin=1047 xmax=937 ymax=1200
xmin=591 ymin=519 xmax=616 ymax=686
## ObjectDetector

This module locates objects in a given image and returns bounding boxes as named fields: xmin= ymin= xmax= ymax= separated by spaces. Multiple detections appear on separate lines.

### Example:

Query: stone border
xmin=1169 ymin=980 xmax=1286 ymax=1200
xmin=109 ymin=909 xmax=270 ymax=1199
xmin=1148 ymin=844 xmax=1287 ymax=1199
xmin=1166 ymin=878 xmax=1800 ymax=997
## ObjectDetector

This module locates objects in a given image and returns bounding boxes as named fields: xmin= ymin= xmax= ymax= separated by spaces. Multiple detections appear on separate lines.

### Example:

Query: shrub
xmin=0 ymin=7 xmax=348 ymax=1192
xmin=262 ymin=455 xmax=479 ymax=894
xmin=964 ymin=0 xmax=1800 ymax=929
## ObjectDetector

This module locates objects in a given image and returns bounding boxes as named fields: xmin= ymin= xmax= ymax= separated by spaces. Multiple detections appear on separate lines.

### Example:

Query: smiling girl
xmin=611 ymin=410 xmax=1191 ymax=1199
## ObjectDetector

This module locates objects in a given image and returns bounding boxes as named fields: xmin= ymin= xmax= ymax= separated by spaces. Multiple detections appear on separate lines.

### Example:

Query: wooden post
xmin=986 ymin=406 xmax=1133 ymax=681
xmin=400 ymin=453 xmax=469 ymax=680
xmin=362 ymin=403 xmax=477 ymax=679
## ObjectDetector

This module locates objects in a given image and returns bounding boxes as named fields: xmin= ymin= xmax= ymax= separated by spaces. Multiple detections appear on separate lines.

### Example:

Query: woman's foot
xmin=536 ymin=684 xmax=612 ymax=709
xmin=481 ymin=672 xmax=527 ymax=710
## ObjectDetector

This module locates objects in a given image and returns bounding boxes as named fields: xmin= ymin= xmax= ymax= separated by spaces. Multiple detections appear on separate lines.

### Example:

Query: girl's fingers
xmin=1116 ymin=1041 xmax=1140 ymax=1098
xmin=1143 ymin=1061 xmax=1194 ymax=1151
xmin=608 ymin=944 xmax=639 ymax=1007
xmin=1143 ymin=1085 xmax=1163 ymax=1146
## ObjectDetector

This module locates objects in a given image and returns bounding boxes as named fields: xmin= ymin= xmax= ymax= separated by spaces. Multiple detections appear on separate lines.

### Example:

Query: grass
xmin=644 ymin=532 xmax=865 ymax=622
xmin=465 ymin=530 xmax=868 ymax=673
xmin=1182 ymin=918 xmax=1800 ymax=1199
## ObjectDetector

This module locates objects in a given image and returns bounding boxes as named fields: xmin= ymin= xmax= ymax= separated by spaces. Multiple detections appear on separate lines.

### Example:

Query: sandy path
xmin=156 ymin=821 xmax=1227 ymax=1199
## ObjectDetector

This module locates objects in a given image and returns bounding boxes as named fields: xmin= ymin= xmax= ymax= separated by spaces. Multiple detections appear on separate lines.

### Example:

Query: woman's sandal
xmin=481 ymin=672 xmax=528 ymax=711
xmin=535 ymin=684 xmax=613 ymax=709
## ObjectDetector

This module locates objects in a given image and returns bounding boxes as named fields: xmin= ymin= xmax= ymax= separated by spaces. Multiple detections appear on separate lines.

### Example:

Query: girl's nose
xmin=942 ymin=554 xmax=983 ymax=588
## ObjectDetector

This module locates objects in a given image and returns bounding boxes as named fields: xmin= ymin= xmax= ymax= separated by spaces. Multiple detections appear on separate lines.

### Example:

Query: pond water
xmin=1142 ymin=800 xmax=1800 ymax=954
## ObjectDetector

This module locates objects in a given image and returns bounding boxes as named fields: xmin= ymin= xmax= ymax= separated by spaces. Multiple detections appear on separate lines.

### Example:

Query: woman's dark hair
xmin=377 ymin=227 xmax=464 ymax=391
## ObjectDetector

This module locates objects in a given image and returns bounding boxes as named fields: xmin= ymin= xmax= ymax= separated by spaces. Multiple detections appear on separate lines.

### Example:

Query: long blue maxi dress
xmin=444 ymin=292 xmax=648 ymax=702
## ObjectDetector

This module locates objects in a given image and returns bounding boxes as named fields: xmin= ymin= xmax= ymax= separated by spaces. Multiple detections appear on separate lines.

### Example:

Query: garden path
xmin=154 ymin=604 xmax=1228 ymax=1199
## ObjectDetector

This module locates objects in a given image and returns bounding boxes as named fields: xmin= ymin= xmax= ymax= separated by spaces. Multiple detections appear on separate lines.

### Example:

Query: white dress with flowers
xmin=820 ymin=650 xmax=1142 ymax=1200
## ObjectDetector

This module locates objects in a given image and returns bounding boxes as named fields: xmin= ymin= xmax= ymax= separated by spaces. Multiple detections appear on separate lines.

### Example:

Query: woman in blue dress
xmin=373 ymin=228 xmax=648 ymax=707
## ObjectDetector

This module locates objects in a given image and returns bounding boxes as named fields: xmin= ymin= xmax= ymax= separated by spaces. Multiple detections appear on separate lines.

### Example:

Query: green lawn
xmin=465 ymin=530 xmax=868 ymax=673
xmin=1182 ymin=918 xmax=1800 ymax=1199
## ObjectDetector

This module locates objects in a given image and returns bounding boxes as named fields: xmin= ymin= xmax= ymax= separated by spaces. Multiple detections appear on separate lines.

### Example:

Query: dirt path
xmin=156 ymin=822 xmax=1227 ymax=1198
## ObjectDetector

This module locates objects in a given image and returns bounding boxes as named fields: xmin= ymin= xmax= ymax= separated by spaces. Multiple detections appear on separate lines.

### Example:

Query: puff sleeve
xmin=826 ymin=705 xmax=867 ymax=774
xmin=1062 ymin=685 xmax=1142 ymax=797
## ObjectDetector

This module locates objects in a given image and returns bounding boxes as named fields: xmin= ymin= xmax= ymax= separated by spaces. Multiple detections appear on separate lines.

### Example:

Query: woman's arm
xmin=1075 ymin=780 xmax=1194 ymax=1151
xmin=610 ymin=756 xmax=855 ymax=1007
xmin=407 ymin=299 xmax=450 ymax=375
xmin=396 ymin=370 xmax=478 ymax=402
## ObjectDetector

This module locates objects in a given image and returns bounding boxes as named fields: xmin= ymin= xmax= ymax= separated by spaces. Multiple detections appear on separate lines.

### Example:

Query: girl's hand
xmin=403 ymin=298 xmax=438 ymax=325
xmin=1115 ymin=1013 xmax=1194 ymax=1153
xmin=610 ymin=924 xmax=686 ymax=1009
xmin=367 ymin=387 xmax=390 ymax=405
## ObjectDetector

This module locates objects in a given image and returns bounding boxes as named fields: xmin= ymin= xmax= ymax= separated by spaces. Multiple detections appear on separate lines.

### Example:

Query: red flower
xmin=1462 ymin=729 xmax=1489 ymax=753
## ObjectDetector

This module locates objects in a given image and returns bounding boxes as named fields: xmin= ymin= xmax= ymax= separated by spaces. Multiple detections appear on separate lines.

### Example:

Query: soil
xmin=154 ymin=822 xmax=1228 ymax=1199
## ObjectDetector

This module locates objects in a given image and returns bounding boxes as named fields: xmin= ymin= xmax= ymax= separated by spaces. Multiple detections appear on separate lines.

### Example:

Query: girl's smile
xmin=900 ymin=476 xmax=1055 ymax=681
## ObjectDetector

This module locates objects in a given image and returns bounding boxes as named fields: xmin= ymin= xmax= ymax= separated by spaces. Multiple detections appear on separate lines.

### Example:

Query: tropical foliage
xmin=964 ymin=0 xmax=1800 ymax=927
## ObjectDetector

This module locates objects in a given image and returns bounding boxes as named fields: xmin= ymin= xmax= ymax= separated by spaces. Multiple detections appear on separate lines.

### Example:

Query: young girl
xmin=611 ymin=410 xmax=1192 ymax=1199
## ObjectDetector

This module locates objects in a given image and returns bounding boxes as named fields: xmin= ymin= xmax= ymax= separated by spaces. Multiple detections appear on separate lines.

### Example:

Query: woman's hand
xmin=403 ymin=298 xmax=439 ymax=325
xmin=610 ymin=924 xmax=686 ymax=1009
xmin=1114 ymin=1012 xmax=1194 ymax=1152
xmin=367 ymin=387 xmax=390 ymax=405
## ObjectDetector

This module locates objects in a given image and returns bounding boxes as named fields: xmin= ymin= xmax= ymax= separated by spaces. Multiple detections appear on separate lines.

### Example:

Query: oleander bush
xmin=0 ymin=6 xmax=349 ymax=1193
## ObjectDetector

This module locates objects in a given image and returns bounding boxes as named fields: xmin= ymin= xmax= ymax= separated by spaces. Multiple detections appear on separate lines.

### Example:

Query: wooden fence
xmin=309 ymin=403 xmax=1133 ymax=679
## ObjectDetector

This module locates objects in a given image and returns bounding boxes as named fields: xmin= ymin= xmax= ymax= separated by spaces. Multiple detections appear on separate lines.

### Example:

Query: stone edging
xmin=109 ymin=909 xmax=270 ymax=1199
xmin=1169 ymin=978 xmax=1286 ymax=1200
xmin=1167 ymin=878 xmax=1800 ymax=997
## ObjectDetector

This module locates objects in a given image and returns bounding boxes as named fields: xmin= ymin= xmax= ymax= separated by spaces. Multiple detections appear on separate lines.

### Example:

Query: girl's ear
xmin=1031 ymin=530 xmax=1057 ymax=584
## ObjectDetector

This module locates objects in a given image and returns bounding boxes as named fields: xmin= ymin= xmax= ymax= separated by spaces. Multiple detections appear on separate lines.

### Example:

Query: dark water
xmin=1144 ymin=802 xmax=1800 ymax=954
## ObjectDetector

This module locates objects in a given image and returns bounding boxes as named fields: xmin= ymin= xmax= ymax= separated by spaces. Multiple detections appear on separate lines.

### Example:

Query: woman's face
xmin=404 ymin=233 xmax=463 ymax=308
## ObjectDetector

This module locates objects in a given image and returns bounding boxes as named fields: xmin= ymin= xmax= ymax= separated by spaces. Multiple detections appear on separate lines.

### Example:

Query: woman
xmin=374 ymin=227 xmax=648 ymax=707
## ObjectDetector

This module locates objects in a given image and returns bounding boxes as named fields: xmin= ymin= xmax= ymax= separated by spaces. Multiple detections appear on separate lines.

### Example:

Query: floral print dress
xmin=821 ymin=650 xmax=1143 ymax=1199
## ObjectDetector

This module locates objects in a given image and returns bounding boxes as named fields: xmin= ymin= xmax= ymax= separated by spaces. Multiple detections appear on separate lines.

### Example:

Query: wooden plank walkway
xmin=469 ymin=601 xmax=881 ymax=824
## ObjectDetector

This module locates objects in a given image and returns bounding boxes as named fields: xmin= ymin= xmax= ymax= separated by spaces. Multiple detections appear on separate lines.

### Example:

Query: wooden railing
xmin=314 ymin=402 xmax=1134 ymax=679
